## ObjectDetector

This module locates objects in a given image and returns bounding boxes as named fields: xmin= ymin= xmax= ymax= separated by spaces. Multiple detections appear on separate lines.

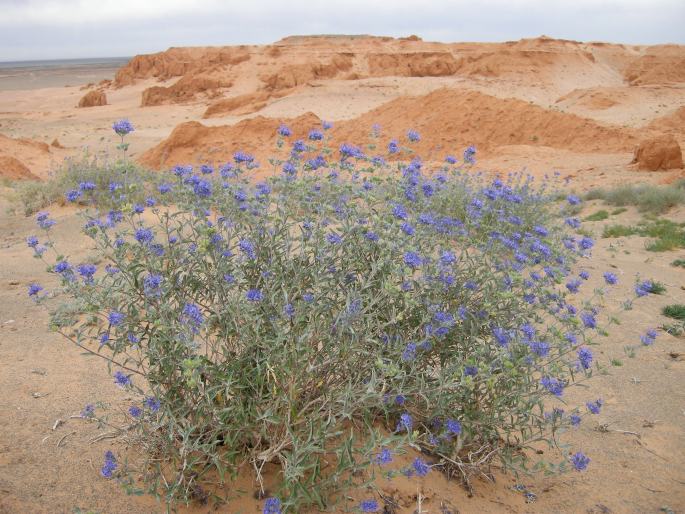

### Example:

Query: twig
xmin=90 ymin=431 xmax=120 ymax=443
xmin=57 ymin=431 xmax=76 ymax=448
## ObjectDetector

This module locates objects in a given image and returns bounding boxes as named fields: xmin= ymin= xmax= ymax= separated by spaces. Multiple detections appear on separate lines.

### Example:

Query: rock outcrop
xmin=631 ymin=134 xmax=683 ymax=171
xmin=77 ymin=90 xmax=107 ymax=107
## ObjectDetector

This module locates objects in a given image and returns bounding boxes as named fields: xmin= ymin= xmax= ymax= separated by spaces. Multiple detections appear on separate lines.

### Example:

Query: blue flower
xmin=26 ymin=235 xmax=39 ymax=247
xmin=464 ymin=365 xmax=478 ymax=376
xmin=540 ymin=376 xmax=564 ymax=397
xmin=322 ymin=120 xmax=333 ymax=130
xmin=77 ymin=264 xmax=96 ymax=280
xmin=446 ymin=419 xmax=462 ymax=435
xmin=586 ymin=399 xmax=603 ymax=414
xmin=397 ymin=412 xmax=412 ymax=433
xmin=36 ymin=212 xmax=56 ymax=229
xmin=292 ymin=139 xmax=306 ymax=153
xmin=234 ymin=151 xmax=254 ymax=164
xmin=412 ymin=457 xmax=430 ymax=476
xmin=302 ymin=293 xmax=315 ymax=303
xmin=144 ymin=397 xmax=161 ymax=412
xmin=66 ymin=189 xmax=82 ymax=202
xmin=445 ymin=155 xmax=457 ymax=164
xmin=112 ymin=119 xmax=134 ymax=136
xmin=282 ymin=161 xmax=297 ymax=176
xmin=193 ymin=179 xmax=212 ymax=197
xmin=308 ymin=129 xmax=324 ymax=141
xmin=239 ymin=239 xmax=256 ymax=260
xmin=579 ymin=270 xmax=590 ymax=280
xmin=492 ymin=327 xmax=511 ymax=347
xmin=603 ymin=272 xmax=618 ymax=285
xmin=571 ymin=451 xmax=590 ymax=471
xmin=376 ymin=448 xmax=393 ymax=465
xmin=463 ymin=145 xmax=476 ymax=164
xmin=263 ymin=497 xmax=281 ymax=514
xmin=135 ymin=228 xmax=154 ymax=244
xmin=246 ymin=289 xmax=263 ymax=302
xmin=101 ymin=450 xmax=117 ymax=478
xmin=567 ymin=195 xmax=581 ymax=205
xmin=401 ymin=342 xmax=417 ymax=362
xmin=128 ymin=405 xmax=142 ymax=418
xmin=578 ymin=347 xmax=593 ymax=369
xmin=108 ymin=311 xmax=125 ymax=326
xmin=570 ymin=414 xmax=581 ymax=426
xmin=580 ymin=312 xmax=597 ymax=329
xmin=579 ymin=237 xmax=594 ymax=250
xmin=181 ymin=303 xmax=204 ymax=331
xmin=144 ymin=273 xmax=162 ymax=297
xmin=28 ymin=283 xmax=43 ymax=296
xmin=339 ymin=143 xmax=364 ymax=160
xmin=200 ymin=164 xmax=214 ymax=174
xmin=388 ymin=139 xmax=399 ymax=154
xmin=278 ymin=124 xmax=291 ymax=137
xmin=360 ymin=499 xmax=379 ymax=512
xmin=566 ymin=279 xmax=582 ymax=293
xmin=326 ymin=233 xmax=343 ymax=245
xmin=113 ymin=371 xmax=131 ymax=387
xmin=283 ymin=303 xmax=295 ymax=318
xmin=404 ymin=251 xmax=422 ymax=268
xmin=81 ymin=404 xmax=95 ymax=418
xmin=407 ymin=129 xmax=420 ymax=142
xmin=635 ymin=280 xmax=653 ymax=297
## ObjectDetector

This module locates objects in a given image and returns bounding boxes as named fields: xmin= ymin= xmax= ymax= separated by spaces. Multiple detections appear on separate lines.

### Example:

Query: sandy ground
xmin=1 ymin=35 xmax=685 ymax=513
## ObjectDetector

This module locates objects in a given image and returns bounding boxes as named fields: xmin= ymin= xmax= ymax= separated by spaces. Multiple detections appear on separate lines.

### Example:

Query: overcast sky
xmin=1 ymin=0 xmax=683 ymax=61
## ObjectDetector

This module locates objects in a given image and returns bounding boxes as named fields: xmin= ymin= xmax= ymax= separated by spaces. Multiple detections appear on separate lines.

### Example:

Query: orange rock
xmin=631 ymin=134 xmax=683 ymax=171
xmin=141 ymin=75 xmax=232 ymax=106
xmin=0 ymin=155 xmax=40 ymax=180
xmin=366 ymin=52 xmax=458 ymax=77
xmin=77 ymin=90 xmax=107 ymax=107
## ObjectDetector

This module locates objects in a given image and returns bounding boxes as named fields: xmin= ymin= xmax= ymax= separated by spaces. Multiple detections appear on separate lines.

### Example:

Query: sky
xmin=1 ymin=0 xmax=684 ymax=61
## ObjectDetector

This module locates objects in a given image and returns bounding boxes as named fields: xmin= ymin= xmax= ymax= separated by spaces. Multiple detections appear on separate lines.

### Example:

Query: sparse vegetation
xmin=585 ymin=182 xmax=685 ymax=214
xmin=602 ymin=218 xmax=685 ymax=252
xmin=662 ymin=305 xmax=685 ymax=321
xmin=9 ymin=153 xmax=159 ymax=215
xmin=584 ymin=210 xmax=609 ymax=222
xmin=671 ymin=259 xmax=685 ymax=268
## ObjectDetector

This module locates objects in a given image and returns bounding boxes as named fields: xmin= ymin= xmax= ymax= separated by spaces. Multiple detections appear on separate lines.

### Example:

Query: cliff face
xmin=114 ymin=35 xmax=685 ymax=111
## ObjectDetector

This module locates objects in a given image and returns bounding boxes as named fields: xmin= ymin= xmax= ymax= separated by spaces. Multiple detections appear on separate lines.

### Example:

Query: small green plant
xmin=661 ymin=321 xmax=685 ymax=337
xmin=584 ymin=183 xmax=685 ymax=214
xmin=672 ymin=259 xmax=685 ymax=268
xmin=584 ymin=210 xmax=609 ymax=222
xmin=602 ymin=219 xmax=685 ymax=252
xmin=610 ymin=207 xmax=627 ymax=216
xmin=9 ymin=152 xmax=159 ymax=215
xmin=662 ymin=305 xmax=685 ymax=321
xmin=610 ymin=358 xmax=623 ymax=367
xmin=603 ymin=224 xmax=637 ymax=238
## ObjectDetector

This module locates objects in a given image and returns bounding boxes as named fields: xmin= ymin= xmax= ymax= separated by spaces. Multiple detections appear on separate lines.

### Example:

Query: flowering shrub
xmin=30 ymin=124 xmax=623 ymax=511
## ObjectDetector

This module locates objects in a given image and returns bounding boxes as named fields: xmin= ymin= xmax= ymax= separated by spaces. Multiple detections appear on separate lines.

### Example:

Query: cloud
xmin=0 ymin=0 xmax=683 ymax=61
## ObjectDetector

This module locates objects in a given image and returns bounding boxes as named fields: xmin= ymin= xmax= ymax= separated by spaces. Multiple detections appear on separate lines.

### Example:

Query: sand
xmin=1 ymin=35 xmax=685 ymax=513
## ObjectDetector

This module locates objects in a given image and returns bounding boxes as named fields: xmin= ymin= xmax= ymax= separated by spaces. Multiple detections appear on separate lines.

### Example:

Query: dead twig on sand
xmin=57 ymin=431 xmax=76 ymax=448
